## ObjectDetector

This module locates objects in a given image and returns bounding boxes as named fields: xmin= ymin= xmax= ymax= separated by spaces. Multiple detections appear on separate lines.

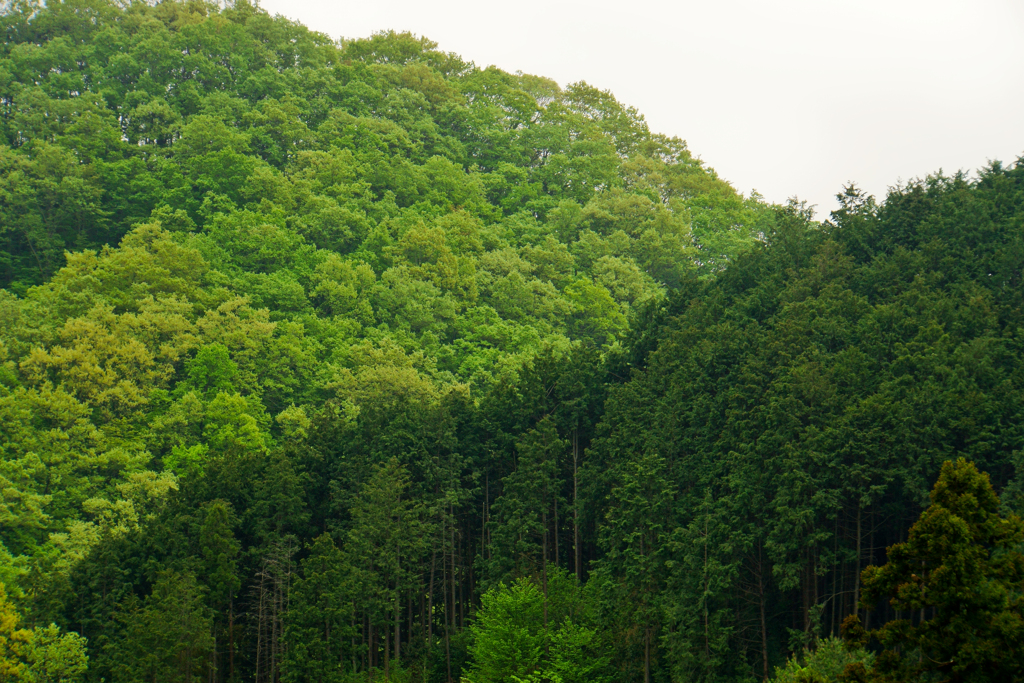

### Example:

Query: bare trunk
xmin=644 ymin=625 xmax=651 ymax=683
xmin=554 ymin=491 xmax=559 ymax=568
xmin=229 ymin=596 xmax=235 ymax=682
xmin=542 ymin=508 xmax=549 ymax=633
xmin=394 ymin=595 xmax=400 ymax=669
xmin=369 ymin=623 xmax=375 ymax=674
xmin=865 ymin=508 xmax=874 ymax=630
xmin=758 ymin=545 xmax=769 ymax=681
xmin=445 ymin=510 xmax=452 ymax=683
xmin=853 ymin=504 xmax=862 ymax=622
xmin=573 ymin=427 xmax=581 ymax=582
xmin=485 ymin=473 xmax=489 ymax=565
xmin=395 ymin=544 xmax=401 ymax=668
xmin=428 ymin=551 xmax=436 ymax=645
xmin=703 ymin=512 xmax=710 ymax=660
xmin=457 ymin=529 xmax=465 ymax=629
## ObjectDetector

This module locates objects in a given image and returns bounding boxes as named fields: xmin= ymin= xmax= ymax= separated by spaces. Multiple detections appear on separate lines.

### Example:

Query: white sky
xmin=259 ymin=0 xmax=1024 ymax=219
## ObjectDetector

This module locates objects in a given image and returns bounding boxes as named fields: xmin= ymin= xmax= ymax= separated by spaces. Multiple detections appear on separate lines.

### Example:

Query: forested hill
xmin=2 ymin=1 xmax=1024 ymax=683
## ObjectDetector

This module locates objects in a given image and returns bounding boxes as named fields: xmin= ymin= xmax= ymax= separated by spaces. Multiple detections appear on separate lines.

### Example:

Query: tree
xmin=113 ymin=571 xmax=213 ymax=683
xmin=199 ymin=500 xmax=240 ymax=682
xmin=844 ymin=459 xmax=1024 ymax=682
xmin=15 ymin=624 xmax=89 ymax=683
xmin=1 ymin=581 xmax=88 ymax=683
xmin=596 ymin=451 xmax=676 ymax=683
xmin=343 ymin=458 xmax=432 ymax=677
xmin=282 ymin=534 xmax=352 ymax=683
xmin=488 ymin=417 xmax=565 ymax=593
xmin=465 ymin=571 xmax=612 ymax=683
xmin=465 ymin=579 xmax=545 ymax=683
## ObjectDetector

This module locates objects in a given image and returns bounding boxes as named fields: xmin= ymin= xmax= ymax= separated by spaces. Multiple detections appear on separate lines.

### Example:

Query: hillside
xmin=2 ymin=2 xmax=1023 ymax=683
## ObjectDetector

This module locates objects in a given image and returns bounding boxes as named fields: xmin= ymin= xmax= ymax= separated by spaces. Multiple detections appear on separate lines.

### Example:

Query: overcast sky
xmin=259 ymin=0 xmax=1024 ymax=219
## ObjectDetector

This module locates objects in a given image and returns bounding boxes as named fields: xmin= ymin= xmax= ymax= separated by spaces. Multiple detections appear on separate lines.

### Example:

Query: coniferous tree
xmin=113 ymin=570 xmax=213 ymax=683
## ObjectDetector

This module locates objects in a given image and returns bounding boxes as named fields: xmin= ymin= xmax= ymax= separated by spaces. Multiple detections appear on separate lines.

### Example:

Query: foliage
xmin=847 ymin=458 xmax=1024 ymax=683
xmin=1 ymin=1 xmax=1023 ymax=682
xmin=0 ymin=582 xmax=87 ymax=683
xmin=770 ymin=637 xmax=873 ymax=683
xmin=465 ymin=571 xmax=612 ymax=683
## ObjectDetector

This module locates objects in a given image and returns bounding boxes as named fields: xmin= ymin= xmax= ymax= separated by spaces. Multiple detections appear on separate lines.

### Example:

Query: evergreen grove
xmin=1 ymin=1 xmax=1023 ymax=682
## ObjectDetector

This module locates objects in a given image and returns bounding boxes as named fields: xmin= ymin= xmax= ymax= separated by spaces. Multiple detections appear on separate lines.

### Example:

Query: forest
xmin=1 ymin=1 xmax=1023 ymax=682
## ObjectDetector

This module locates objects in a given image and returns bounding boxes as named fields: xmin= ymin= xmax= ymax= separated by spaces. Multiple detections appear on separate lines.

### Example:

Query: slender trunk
xmin=542 ymin=508 xmax=549 ymax=634
xmin=229 ymin=596 xmax=235 ymax=682
xmin=839 ymin=557 xmax=846 ymax=630
xmin=395 ymin=544 xmax=401 ymax=668
xmin=468 ymin=548 xmax=475 ymax=618
xmin=384 ymin=626 xmax=390 ymax=681
xmin=813 ymin=552 xmax=819 ymax=622
xmin=758 ymin=545 xmax=769 ymax=681
xmin=457 ymin=529 xmax=465 ymax=629
xmin=573 ymin=426 xmax=581 ymax=582
xmin=832 ymin=516 xmax=839 ymax=637
xmin=854 ymin=504 xmax=862 ymax=622
xmin=803 ymin=551 xmax=812 ymax=633
xmin=485 ymin=472 xmax=490 ymax=561
xmin=865 ymin=508 xmax=874 ymax=630
xmin=644 ymin=625 xmax=651 ymax=683
xmin=554 ymin=490 xmax=559 ymax=568
xmin=445 ymin=513 xmax=452 ymax=683
xmin=703 ymin=509 xmax=710 ymax=660
xmin=428 ymin=551 xmax=436 ymax=645
xmin=394 ymin=595 xmax=400 ymax=669
xmin=256 ymin=571 xmax=265 ymax=683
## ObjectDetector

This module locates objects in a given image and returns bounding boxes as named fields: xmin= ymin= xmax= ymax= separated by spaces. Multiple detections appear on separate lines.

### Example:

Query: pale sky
xmin=259 ymin=0 xmax=1024 ymax=219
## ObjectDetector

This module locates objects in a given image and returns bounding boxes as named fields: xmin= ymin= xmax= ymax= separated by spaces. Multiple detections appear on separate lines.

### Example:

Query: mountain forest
xmin=1 ymin=1 xmax=1023 ymax=682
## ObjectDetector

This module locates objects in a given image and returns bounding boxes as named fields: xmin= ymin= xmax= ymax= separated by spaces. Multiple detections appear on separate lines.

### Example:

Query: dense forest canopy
xmin=1 ymin=1 xmax=1023 ymax=682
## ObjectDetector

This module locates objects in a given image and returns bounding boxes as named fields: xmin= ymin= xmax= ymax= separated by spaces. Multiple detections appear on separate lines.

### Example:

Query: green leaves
xmin=467 ymin=572 xmax=613 ymax=683
xmin=0 ymin=581 xmax=88 ymax=683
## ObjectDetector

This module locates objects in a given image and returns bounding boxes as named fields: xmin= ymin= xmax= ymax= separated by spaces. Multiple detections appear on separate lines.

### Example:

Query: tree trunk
xmin=853 ymin=503 xmax=862 ymax=622
xmin=573 ymin=426 xmax=581 ymax=581
xmin=445 ymin=511 xmax=452 ymax=683
xmin=457 ymin=528 xmax=465 ymax=629
xmin=554 ymin=489 xmax=559 ymax=568
xmin=644 ymin=625 xmax=651 ymax=683
xmin=758 ymin=544 xmax=769 ymax=681
xmin=395 ymin=544 xmax=401 ymax=669
xmin=229 ymin=596 xmax=235 ymax=683
xmin=542 ymin=508 xmax=549 ymax=633
xmin=428 ymin=550 xmax=436 ymax=645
